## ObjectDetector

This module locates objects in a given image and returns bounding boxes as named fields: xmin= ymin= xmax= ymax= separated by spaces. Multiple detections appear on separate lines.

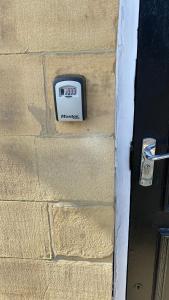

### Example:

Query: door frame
xmin=114 ymin=0 xmax=140 ymax=299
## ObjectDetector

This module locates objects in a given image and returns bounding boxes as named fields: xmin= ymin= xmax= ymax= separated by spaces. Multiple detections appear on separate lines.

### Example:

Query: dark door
xmin=127 ymin=1 xmax=169 ymax=300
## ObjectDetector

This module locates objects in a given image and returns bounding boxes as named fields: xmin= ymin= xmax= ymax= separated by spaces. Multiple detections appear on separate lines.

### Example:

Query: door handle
xmin=144 ymin=142 xmax=169 ymax=161
xmin=140 ymin=138 xmax=169 ymax=186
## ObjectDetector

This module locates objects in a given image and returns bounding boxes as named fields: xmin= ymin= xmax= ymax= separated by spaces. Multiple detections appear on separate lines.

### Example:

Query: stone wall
xmin=0 ymin=1 xmax=118 ymax=299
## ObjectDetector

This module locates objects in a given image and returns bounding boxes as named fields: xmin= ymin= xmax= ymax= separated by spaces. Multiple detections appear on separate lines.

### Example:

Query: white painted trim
xmin=114 ymin=1 xmax=140 ymax=300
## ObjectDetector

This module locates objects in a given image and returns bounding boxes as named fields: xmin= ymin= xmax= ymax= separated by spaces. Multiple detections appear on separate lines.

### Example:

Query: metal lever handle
xmin=140 ymin=138 xmax=169 ymax=187
xmin=144 ymin=143 xmax=169 ymax=161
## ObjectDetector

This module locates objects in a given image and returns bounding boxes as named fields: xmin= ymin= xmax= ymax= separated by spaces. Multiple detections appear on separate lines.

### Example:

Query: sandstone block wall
xmin=0 ymin=0 xmax=118 ymax=299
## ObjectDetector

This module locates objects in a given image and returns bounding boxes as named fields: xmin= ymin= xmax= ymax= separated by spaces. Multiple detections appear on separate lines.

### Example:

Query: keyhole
xmin=144 ymin=163 xmax=151 ymax=175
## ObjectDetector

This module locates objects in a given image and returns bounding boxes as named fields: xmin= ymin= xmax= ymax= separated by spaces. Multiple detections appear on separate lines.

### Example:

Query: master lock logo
xmin=61 ymin=114 xmax=80 ymax=120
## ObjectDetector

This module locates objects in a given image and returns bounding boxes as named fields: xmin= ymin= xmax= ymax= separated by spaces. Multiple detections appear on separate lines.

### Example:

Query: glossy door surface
xmin=127 ymin=1 xmax=169 ymax=299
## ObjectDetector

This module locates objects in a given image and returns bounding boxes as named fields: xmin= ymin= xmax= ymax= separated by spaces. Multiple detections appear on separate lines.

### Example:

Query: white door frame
xmin=114 ymin=0 xmax=140 ymax=299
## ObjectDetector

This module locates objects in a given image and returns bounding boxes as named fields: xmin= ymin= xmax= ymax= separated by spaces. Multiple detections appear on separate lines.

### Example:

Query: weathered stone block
xmin=0 ymin=55 xmax=46 ymax=135
xmin=0 ymin=0 xmax=118 ymax=53
xmin=49 ymin=205 xmax=114 ymax=258
xmin=0 ymin=137 xmax=40 ymax=201
xmin=45 ymin=53 xmax=115 ymax=135
xmin=0 ymin=201 xmax=51 ymax=259
xmin=36 ymin=137 xmax=114 ymax=202
xmin=0 ymin=258 xmax=113 ymax=299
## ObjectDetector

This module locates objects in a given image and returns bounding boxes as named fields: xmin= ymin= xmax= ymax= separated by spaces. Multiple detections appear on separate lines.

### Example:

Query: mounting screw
xmin=134 ymin=283 xmax=143 ymax=290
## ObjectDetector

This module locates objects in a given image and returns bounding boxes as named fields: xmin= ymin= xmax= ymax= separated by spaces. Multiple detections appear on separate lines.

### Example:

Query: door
xmin=127 ymin=1 xmax=169 ymax=299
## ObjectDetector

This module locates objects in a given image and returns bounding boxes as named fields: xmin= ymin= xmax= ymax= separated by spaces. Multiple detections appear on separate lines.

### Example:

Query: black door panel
xmin=127 ymin=0 xmax=169 ymax=299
